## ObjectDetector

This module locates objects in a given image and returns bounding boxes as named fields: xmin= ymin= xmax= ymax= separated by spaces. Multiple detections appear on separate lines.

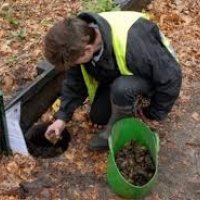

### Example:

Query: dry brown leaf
xmin=76 ymin=161 xmax=84 ymax=170
xmin=32 ymin=49 xmax=41 ymax=57
xmin=179 ymin=91 xmax=191 ymax=103
xmin=180 ymin=14 xmax=193 ymax=24
xmin=145 ymin=194 xmax=161 ymax=200
xmin=6 ymin=161 xmax=19 ymax=173
xmin=94 ymin=162 xmax=107 ymax=175
xmin=191 ymin=112 xmax=199 ymax=121
xmin=3 ymin=75 xmax=16 ymax=95
xmin=72 ymin=110 xmax=88 ymax=122
xmin=41 ymin=110 xmax=53 ymax=123
xmin=65 ymin=152 xmax=75 ymax=161
xmin=0 ymin=43 xmax=12 ymax=55
xmin=0 ymin=3 xmax=10 ymax=12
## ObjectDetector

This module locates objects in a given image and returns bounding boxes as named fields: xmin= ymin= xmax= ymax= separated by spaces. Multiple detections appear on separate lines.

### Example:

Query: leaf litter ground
xmin=0 ymin=0 xmax=200 ymax=199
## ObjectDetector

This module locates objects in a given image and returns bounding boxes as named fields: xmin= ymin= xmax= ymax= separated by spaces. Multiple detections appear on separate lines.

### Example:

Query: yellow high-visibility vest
xmin=81 ymin=11 xmax=177 ymax=103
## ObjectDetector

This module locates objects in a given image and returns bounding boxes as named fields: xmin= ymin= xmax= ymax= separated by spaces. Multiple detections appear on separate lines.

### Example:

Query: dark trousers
xmin=89 ymin=76 xmax=153 ymax=125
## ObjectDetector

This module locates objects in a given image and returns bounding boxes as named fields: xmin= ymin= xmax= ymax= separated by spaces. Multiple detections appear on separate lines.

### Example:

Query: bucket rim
xmin=107 ymin=117 xmax=160 ymax=189
xmin=108 ymin=138 xmax=159 ymax=189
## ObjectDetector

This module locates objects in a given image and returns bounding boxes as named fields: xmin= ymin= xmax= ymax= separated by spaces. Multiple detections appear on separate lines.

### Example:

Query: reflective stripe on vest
xmin=81 ymin=65 xmax=99 ymax=103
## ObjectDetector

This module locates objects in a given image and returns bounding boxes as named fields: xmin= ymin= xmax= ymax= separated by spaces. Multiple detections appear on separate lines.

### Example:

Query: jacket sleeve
xmin=144 ymin=62 xmax=182 ymax=120
xmin=55 ymin=65 xmax=88 ymax=122
xmin=127 ymin=18 xmax=182 ymax=120
xmin=144 ymin=29 xmax=182 ymax=120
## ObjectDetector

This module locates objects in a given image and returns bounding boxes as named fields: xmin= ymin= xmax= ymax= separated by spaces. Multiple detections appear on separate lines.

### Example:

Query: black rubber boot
xmin=88 ymin=132 xmax=109 ymax=151
xmin=89 ymin=104 xmax=132 ymax=151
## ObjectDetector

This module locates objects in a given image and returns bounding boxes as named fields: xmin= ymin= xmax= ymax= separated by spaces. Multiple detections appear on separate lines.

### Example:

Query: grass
xmin=82 ymin=0 xmax=120 ymax=13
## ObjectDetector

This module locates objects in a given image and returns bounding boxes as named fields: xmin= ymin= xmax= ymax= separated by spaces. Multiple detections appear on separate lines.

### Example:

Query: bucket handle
xmin=154 ymin=132 xmax=160 ymax=153
xmin=108 ymin=136 xmax=115 ymax=156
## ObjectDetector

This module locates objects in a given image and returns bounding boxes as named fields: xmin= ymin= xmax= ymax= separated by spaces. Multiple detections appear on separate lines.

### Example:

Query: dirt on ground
xmin=0 ymin=0 xmax=200 ymax=199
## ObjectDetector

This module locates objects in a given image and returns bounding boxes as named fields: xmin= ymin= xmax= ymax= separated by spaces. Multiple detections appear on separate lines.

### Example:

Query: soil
xmin=25 ymin=123 xmax=71 ymax=159
xmin=116 ymin=141 xmax=155 ymax=186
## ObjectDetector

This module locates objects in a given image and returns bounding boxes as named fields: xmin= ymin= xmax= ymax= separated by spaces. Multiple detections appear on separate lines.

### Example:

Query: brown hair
xmin=43 ymin=17 xmax=96 ymax=68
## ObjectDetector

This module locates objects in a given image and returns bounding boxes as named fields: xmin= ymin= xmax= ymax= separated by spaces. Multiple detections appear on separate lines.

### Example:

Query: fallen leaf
xmin=145 ymin=194 xmax=161 ymax=200
xmin=0 ymin=43 xmax=12 ymax=55
xmin=41 ymin=110 xmax=53 ymax=123
xmin=72 ymin=110 xmax=87 ymax=122
xmin=65 ymin=152 xmax=75 ymax=161
xmin=3 ymin=74 xmax=16 ymax=95
xmin=6 ymin=161 xmax=19 ymax=173
xmin=94 ymin=162 xmax=107 ymax=175
xmin=191 ymin=112 xmax=199 ymax=121
xmin=180 ymin=14 xmax=193 ymax=24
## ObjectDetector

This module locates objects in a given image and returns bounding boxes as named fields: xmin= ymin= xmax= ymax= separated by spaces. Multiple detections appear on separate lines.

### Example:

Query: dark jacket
xmin=55 ymin=12 xmax=182 ymax=121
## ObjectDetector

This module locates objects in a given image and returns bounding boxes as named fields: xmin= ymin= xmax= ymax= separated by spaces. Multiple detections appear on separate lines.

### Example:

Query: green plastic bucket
xmin=107 ymin=117 xmax=159 ymax=199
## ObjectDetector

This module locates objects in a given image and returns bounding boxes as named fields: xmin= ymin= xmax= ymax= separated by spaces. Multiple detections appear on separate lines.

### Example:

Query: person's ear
xmin=84 ymin=45 xmax=94 ymax=55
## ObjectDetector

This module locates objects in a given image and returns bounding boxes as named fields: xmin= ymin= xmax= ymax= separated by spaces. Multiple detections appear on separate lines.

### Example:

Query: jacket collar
xmin=78 ymin=12 xmax=116 ymax=70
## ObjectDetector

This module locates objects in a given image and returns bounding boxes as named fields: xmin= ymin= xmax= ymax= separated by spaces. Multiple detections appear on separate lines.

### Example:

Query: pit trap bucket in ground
xmin=25 ymin=122 xmax=71 ymax=158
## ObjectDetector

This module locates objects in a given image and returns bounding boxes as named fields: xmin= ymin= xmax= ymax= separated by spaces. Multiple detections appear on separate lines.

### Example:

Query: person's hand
xmin=45 ymin=119 xmax=66 ymax=144
xmin=136 ymin=108 xmax=159 ymax=131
